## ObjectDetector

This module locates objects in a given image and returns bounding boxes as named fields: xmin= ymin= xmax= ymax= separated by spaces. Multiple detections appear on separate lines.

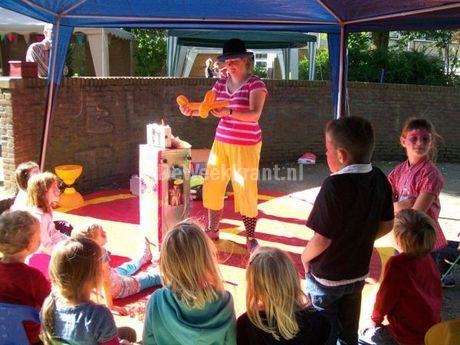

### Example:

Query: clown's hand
xmin=210 ymin=108 xmax=229 ymax=118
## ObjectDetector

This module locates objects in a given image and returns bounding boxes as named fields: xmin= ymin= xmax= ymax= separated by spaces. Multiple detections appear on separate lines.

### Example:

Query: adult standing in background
xmin=180 ymin=38 xmax=268 ymax=254
xmin=26 ymin=23 xmax=53 ymax=78
xmin=212 ymin=61 xmax=221 ymax=78
xmin=205 ymin=58 xmax=214 ymax=78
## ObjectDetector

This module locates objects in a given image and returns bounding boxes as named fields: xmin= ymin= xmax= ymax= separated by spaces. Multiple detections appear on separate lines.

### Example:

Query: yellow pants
xmin=203 ymin=141 xmax=262 ymax=218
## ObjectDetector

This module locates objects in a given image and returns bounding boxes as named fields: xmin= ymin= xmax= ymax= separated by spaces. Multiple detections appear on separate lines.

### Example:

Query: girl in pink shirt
xmin=388 ymin=118 xmax=448 ymax=279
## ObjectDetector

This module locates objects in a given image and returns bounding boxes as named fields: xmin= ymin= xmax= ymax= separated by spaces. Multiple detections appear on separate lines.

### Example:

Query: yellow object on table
xmin=54 ymin=165 xmax=85 ymax=208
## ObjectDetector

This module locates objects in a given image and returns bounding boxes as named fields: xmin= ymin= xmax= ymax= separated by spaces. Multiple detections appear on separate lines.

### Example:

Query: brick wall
xmin=1 ymin=78 xmax=459 ymax=196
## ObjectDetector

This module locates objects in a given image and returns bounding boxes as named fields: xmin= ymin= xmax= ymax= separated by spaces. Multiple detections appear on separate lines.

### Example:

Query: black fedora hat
xmin=217 ymin=38 xmax=254 ymax=63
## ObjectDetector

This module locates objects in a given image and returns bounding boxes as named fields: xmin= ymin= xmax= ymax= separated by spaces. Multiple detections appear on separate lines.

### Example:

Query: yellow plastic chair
xmin=425 ymin=319 xmax=460 ymax=345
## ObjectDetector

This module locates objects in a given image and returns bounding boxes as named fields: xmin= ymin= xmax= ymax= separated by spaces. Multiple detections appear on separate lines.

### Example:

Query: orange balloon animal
xmin=176 ymin=91 xmax=230 ymax=118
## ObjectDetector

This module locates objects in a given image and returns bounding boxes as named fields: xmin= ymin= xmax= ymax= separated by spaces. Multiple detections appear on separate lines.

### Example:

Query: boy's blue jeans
xmin=306 ymin=273 xmax=365 ymax=345
xmin=358 ymin=326 xmax=399 ymax=345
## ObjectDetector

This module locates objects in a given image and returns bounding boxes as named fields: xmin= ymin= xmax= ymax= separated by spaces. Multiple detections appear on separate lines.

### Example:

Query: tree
xmin=371 ymin=32 xmax=390 ymax=52
xmin=299 ymin=31 xmax=456 ymax=86
xmin=395 ymin=30 xmax=458 ymax=75
xmin=129 ymin=28 xmax=167 ymax=76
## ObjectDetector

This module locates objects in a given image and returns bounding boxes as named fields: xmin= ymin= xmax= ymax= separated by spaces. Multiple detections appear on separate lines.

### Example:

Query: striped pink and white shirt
xmin=388 ymin=157 xmax=447 ymax=251
xmin=212 ymin=75 xmax=268 ymax=146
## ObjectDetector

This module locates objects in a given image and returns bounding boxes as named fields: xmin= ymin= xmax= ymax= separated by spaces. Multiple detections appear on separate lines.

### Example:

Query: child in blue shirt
xmin=41 ymin=237 xmax=136 ymax=344
xmin=143 ymin=220 xmax=236 ymax=345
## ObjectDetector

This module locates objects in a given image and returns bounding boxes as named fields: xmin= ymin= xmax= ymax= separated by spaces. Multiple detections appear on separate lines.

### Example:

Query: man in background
xmin=26 ymin=23 xmax=53 ymax=78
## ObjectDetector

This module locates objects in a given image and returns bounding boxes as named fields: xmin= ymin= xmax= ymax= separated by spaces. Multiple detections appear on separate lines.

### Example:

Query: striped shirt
xmin=26 ymin=41 xmax=49 ymax=77
xmin=388 ymin=157 xmax=447 ymax=251
xmin=212 ymin=75 xmax=268 ymax=145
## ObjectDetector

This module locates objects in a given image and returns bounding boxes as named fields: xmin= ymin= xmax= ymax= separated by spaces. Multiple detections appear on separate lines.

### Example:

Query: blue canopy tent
xmin=0 ymin=0 xmax=459 ymax=168
xmin=166 ymin=30 xmax=317 ymax=78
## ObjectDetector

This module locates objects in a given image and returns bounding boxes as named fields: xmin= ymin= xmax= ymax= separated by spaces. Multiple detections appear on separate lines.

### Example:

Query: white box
xmin=139 ymin=145 xmax=192 ymax=248
xmin=146 ymin=123 xmax=172 ymax=148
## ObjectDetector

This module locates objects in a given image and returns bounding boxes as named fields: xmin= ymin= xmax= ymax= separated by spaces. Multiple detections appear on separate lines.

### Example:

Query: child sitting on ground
xmin=0 ymin=210 xmax=51 ymax=345
xmin=41 ymin=237 xmax=137 ymax=344
xmin=26 ymin=172 xmax=68 ymax=254
xmin=72 ymin=222 xmax=160 ymax=313
xmin=12 ymin=163 xmax=73 ymax=235
xmin=301 ymin=116 xmax=394 ymax=345
xmin=10 ymin=161 xmax=40 ymax=211
xmin=237 ymin=247 xmax=330 ymax=344
xmin=143 ymin=220 xmax=236 ymax=345
xmin=359 ymin=209 xmax=442 ymax=345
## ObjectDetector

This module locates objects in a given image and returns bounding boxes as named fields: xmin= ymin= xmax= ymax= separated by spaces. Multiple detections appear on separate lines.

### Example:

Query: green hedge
xmin=300 ymin=43 xmax=458 ymax=86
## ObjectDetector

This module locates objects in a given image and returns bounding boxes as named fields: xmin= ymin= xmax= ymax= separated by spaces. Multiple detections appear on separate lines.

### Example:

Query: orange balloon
xmin=176 ymin=91 xmax=230 ymax=119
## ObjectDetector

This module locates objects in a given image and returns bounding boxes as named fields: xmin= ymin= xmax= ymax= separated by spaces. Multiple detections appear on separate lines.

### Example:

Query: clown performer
xmin=179 ymin=38 xmax=268 ymax=253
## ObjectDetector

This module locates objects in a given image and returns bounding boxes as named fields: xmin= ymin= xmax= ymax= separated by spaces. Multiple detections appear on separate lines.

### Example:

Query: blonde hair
xmin=242 ymin=56 xmax=253 ymax=72
xmin=15 ymin=161 xmax=39 ymax=191
xmin=71 ymin=222 xmax=102 ymax=240
xmin=160 ymin=220 xmax=224 ymax=309
xmin=27 ymin=172 xmax=59 ymax=213
xmin=246 ymin=247 xmax=309 ymax=341
xmin=41 ymin=238 xmax=103 ymax=344
xmin=394 ymin=209 xmax=436 ymax=257
xmin=0 ymin=210 xmax=39 ymax=255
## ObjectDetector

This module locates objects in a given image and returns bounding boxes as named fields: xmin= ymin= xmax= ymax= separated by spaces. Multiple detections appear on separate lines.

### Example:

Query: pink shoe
xmin=205 ymin=228 xmax=220 ymax=240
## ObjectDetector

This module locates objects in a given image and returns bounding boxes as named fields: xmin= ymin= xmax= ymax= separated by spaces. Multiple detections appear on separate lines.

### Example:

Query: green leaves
xmin=129 ymin=28 xmax=167 ymax=76
xmin=299 ymin=31 xmax=459 ymax=86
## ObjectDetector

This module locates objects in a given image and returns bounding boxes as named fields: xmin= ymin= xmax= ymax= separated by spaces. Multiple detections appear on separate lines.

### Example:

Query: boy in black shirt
xmin=301 ymin=116 xmax=394 ymax=345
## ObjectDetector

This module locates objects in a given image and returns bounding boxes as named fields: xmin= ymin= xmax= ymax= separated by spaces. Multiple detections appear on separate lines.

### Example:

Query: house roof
xmin=0 ymin=8 xmax=132 ymax=40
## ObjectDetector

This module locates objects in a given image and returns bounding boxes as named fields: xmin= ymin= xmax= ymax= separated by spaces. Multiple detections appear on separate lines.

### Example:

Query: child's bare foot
xmin=140 ymin=237 xmax=153 ymax=265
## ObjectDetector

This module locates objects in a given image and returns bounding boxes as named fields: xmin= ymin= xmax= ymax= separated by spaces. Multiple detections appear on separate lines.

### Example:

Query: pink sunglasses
xmin=406 ymin=132 xmax=431 ymax=145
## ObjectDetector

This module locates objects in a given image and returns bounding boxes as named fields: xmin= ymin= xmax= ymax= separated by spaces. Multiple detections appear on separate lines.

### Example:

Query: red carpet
xmin=66 ymin=189 xmax=382 ymax=282
xmin=52 ymin=189 xmax=387 ymax=324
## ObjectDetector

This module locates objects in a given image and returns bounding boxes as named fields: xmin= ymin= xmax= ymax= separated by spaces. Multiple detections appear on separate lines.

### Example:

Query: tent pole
xmin=39 ymin=23 xmax=73 ymax=170
xmin=39 ymin=21 xmax=61 ymax=170
xmin=337 ymin=25 xmax=345 ymax=118
xmin=39 ymin=81 xmax=56 ymax=170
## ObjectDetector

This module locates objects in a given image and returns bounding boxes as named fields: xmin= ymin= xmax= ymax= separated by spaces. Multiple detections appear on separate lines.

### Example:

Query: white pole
xmin=337 ymin=25 xmax=345 ymax=118
xmin=40 ymin=20 xmax=60 ymax=170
